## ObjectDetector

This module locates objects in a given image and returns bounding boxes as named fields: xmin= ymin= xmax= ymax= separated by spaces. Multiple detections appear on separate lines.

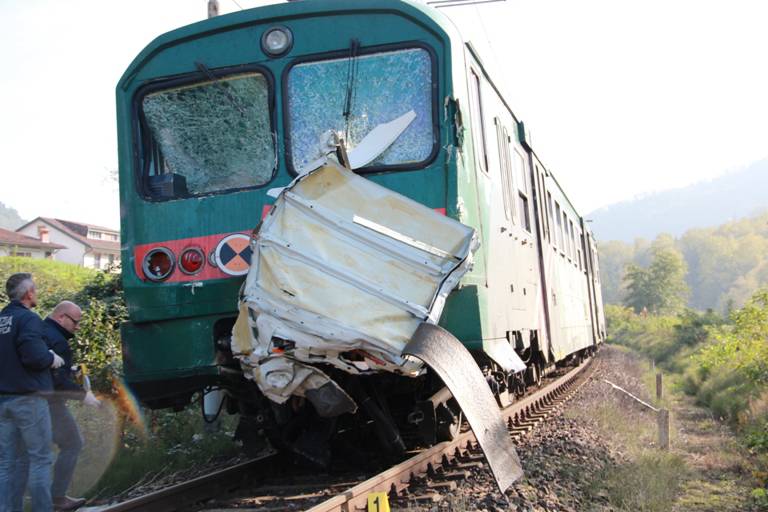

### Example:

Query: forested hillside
xmin=589 ymin=159 xmax=768 ymax=242
xmin=599 ymin=211 xmax=768 ymax=312
xmin=0 ymin=200 xmax=24 ymax=230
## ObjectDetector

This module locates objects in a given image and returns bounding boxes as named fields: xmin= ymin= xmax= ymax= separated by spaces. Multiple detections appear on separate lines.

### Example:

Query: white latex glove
xmin=49 ymin=350 xmax=64 ymax=369
xmin=83 ymin=391 xmax=101 ymax=408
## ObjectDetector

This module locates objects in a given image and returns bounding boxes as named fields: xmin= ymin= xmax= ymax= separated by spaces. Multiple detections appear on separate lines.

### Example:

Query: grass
xmin=593 ymin=452 xmax=687 ymax=512
xmin=566 ymin=354 xmax=687 ymax=511
xmin=593 ymin=347 xmax=767 ymax=511
xmin=66 ymin=397 xmax=240 ymax=500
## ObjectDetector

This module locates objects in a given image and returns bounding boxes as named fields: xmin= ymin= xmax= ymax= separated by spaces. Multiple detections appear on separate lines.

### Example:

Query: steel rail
xmin=307 ymin=355 xmax=597 ymax=512
xmin=94 ymin=452 xmax=275 ymax=512
xmin=93 ymin=356 xmax=596 ymax=512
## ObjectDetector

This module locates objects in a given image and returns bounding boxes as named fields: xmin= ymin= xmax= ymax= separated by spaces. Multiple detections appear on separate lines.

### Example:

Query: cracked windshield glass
xmin=142 ymin=72 xmax=274 ymax=195
xmin=287 ymin=47 xmax=434 ymax=170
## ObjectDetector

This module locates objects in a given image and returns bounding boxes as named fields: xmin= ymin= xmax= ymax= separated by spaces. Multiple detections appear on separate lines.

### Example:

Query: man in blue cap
xmin=0 ymin=273 xmax=64 ymax=512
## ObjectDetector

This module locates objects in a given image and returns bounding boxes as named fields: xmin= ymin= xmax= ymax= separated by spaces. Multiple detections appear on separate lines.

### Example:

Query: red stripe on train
xmin=134 ymin=205 xmax=445 ymax=283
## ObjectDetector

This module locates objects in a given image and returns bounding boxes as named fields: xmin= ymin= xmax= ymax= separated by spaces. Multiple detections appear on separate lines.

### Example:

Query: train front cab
xmin=116 ymin=0 xmax=463 ymax=409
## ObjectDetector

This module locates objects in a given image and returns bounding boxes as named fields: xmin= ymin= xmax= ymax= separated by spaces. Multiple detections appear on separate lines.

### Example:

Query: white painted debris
xmin=347 ymin=110 xmax=416 ymax=169
xmin=232 ymin=159 xmax=478 ymax=408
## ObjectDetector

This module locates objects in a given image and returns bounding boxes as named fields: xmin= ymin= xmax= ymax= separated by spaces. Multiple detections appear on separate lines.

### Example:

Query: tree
xmin=623 ymin=246 xmax=688 ymax=315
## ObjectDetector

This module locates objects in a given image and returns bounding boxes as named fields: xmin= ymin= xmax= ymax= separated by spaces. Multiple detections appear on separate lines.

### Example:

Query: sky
xmin=0 ymin=0 xmax=766 ymax=230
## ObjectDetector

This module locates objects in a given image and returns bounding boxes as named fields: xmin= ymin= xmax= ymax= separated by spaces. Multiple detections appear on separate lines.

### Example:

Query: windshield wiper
xmin=195 ymin=61 xmax=246 ymax=117
xmin=342 ymin=39 xmax=360 ymax=139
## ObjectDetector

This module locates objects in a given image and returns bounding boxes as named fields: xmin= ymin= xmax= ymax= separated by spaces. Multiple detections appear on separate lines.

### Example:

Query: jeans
xmin=0 ymin=395 xmax=53 ymax=512
xmin=13 ymin=400 xmax=84 ymax=507
xmin=49 ymin=401 xmax=84 ymax=498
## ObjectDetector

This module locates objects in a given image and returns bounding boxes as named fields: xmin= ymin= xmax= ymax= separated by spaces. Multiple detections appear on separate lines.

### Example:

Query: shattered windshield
xmin=141 ymin=72 xmax=275 ymax=196
xmin=287 ymin=47 xmax=435 ymax=171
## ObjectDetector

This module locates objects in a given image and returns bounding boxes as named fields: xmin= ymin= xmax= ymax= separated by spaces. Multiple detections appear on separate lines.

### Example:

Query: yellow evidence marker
xmin=367 ymin=492 xmax=390 ymax=512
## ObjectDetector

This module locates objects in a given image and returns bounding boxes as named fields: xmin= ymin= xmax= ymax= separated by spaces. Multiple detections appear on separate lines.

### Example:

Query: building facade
xmin=15 ymin=218 xmax=120 ymax=270
xmin=0 ymin=227 xmax=65 ymax=259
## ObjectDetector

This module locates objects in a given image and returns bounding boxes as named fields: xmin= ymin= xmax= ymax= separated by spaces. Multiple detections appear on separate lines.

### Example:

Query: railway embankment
xmin=405 ymin=345 xmax=764 ymax=512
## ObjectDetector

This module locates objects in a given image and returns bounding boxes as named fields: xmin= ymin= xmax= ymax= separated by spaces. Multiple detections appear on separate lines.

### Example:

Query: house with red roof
xmin=15 ymin=217 xmax=121 ymax=270
xmin=0 ymin=227 xmax=66 ymax=259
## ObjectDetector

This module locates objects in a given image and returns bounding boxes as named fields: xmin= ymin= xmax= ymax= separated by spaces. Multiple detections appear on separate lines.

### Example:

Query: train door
xmin=492 ymin=117 xmax=524 ymax=316
xmin=530 ymin=161 xmax=553 ymax=362
xmin=509 ymin=145 xmax=539 ymax=330
xmin=588 ymin=234 xmax=607 ymax=339
xmin=467 ymin=64 xmax=512 ymax=339
xmin=581 ymin=221 xmax=600 ymax=344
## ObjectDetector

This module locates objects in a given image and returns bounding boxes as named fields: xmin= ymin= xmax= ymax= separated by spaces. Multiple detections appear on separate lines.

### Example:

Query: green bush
xmin=745 ymin=420 xmax=768 ymax=453
xmin=71 ymin=271 xmax=126 ymax=392
xmin=694 ymin=290 xmax=768 ymax=423
xmin=0 ymin=256 xmax=96 ymax=313
xmin=0 ymin=257 xmax=126 ymax=392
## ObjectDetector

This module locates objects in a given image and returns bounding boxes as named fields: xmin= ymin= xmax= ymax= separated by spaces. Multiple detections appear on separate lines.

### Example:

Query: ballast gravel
xmin=400 ymin=347 xmax=647 ymax=512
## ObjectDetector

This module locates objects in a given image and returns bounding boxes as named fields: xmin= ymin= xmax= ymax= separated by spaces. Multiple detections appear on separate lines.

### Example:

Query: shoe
xmin=53 ymin=495 xmax=87 ymax=511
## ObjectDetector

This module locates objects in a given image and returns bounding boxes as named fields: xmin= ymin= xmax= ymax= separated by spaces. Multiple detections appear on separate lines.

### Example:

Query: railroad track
xmin=306 ymin=354 xmax=598 ymax=512
xmin=92 ymin=354 xmax=598 ymax=512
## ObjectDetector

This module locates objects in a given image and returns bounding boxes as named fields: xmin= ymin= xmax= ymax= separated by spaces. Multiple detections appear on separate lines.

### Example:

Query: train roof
xmin=118 ymin=0 xmax=457 ymax=90
xmin=117 ymin=0 xmax=589 ymax=229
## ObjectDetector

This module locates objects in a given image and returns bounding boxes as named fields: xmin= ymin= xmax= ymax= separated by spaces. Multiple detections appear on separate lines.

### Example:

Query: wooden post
xmin=658 ymin=409 xmax=670 ymax=450
xmin=656 ymin=372 xmax=663 ymax=400
xmin=650 ymin=359 xmax=655 ymax=371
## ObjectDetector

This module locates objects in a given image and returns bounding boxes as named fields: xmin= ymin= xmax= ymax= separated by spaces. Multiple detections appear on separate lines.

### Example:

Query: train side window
xmin=513 ymin=149 xmax=531 ymax=232
xmin=537 ymin=167 xmax=549 ymax=241
xmin=468 ymin=69 xmax=489 ymax=173
xmin=563 ymin=211 xmax=571 ymax=259
xmin=494 ymin=119 xmax=514 ymax=221
xmin=569 ymin=220 xmax=577 ymax=266
xmin=547 ymin=192 xmax=555 ymax=247
xmin=563 ymin=212 xmax=570 ymax=259
xmin=592 ymin=245 xmax=602 ymax=282
xmin=555 ymin=202 xmax=564 ymax=253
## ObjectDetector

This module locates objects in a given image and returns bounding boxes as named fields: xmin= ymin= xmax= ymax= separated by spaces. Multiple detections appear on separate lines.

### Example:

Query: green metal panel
xmin=121 ymin=316 xmax=222 ymax=381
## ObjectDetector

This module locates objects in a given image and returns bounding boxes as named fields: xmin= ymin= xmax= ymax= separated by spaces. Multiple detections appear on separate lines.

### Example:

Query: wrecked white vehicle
xmin=232 ymin=158 xmax=476 ymax=408
xmin=231 ymin=156 xmax=521 ymax=490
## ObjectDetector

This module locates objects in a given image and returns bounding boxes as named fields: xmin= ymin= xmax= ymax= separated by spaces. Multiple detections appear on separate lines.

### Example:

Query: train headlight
xmin=261 ymin=26 xmax=292 ymax=57
xmin=142 ymin=247 xmax=175 ymax=281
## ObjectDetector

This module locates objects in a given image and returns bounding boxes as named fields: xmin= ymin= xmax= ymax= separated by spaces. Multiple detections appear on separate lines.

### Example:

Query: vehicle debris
xmin=232 ymin=157 xmax=522 ymax=488
xmin=232 ymin=157 xmax=477 ymax=398
xmin=404 ymin=323 xmax=524 ymax=493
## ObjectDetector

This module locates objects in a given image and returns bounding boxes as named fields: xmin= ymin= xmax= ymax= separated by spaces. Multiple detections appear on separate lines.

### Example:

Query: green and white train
xmin=117 ymin=0 xmax=606 ymax=462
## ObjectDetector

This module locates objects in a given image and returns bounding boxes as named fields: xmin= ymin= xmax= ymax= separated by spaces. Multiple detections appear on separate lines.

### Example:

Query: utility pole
xmin=208 ymin=0 xmax=219 ymax=18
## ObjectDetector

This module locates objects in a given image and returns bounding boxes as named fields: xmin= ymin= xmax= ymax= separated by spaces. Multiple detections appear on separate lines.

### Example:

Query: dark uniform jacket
xmin=43 ymin=317 xmax=85 ymax=401
xmin=0 ymin=300 xmax=53 ymax=394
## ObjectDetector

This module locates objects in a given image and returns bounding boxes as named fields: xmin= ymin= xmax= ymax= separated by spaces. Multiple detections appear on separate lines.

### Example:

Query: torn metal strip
xmin=352 ymin=215 xmax=458 ymax=260
xmin=403 ymin=323 xmax=523 ymax=493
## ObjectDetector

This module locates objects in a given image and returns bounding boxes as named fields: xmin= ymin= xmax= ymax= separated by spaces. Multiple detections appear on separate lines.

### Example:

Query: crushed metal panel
xmin=484 ymin=337 xmax=527 ymax=374
xmin=404 ymin=323 xmax=524 ymax=493
xmin=235 ymin=159 xmax=478 ymax=406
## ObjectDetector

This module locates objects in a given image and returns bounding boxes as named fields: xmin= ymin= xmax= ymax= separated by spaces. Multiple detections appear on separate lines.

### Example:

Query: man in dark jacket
xmin=0 ymin=273 xmax=64 ymax=512
xmin=43 ymin=301 xmax=97 ymax=510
